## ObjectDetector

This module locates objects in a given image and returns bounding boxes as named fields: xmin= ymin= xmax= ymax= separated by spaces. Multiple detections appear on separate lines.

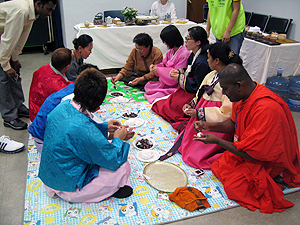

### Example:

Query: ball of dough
xmin=197 ymin=132 xmax=203 ymax=138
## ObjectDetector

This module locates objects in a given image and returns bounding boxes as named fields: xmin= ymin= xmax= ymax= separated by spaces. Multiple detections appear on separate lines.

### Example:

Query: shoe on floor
xmin=3 ymin=118 xmax=28 ymax=130
xmin=18 ymin=106 xmax=29 ymax=118
xmin=112 ymin=185 xmax=133 ymax=198
xmin=0 ymin=135 xmax=25 ymax=154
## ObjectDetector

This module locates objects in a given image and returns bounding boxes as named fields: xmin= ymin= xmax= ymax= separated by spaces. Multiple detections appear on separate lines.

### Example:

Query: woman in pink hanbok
xmin=144 ymin=25 xmax=191 ymax=103
xmin=160 ymin=42 xmax=243 ymax=169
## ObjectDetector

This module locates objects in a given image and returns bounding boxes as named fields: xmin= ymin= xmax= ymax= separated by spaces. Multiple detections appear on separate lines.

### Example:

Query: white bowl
xmin=121 ymin=111 xmax=139 ymax=119
xmin=136 ymin=150 xmax=160 ymax=162
xmin=133 ymin=136 xmax=156 ymax=150
xmin=110 ymin=96 xmax=129 ymax=104
xmin=124 ymin=118 xmax=144 ymax=128
xmin=83 ymin=21 xmax=90 ymax=27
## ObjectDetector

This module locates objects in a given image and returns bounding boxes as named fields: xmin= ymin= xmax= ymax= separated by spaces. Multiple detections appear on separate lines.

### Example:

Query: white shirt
xmin=0 ymin=0 xmax=36 ymax=71
xmin=150 ymin=0 xmax=176 ymax=20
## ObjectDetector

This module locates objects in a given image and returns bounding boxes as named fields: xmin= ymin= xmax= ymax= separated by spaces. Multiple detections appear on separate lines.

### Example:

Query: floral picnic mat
xmin=24 ymin=101 xmax=300 ymax=225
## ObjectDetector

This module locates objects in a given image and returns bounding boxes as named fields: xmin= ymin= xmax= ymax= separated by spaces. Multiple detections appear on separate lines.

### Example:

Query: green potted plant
xmin=121 ymin=6 xmax=138 ymax=25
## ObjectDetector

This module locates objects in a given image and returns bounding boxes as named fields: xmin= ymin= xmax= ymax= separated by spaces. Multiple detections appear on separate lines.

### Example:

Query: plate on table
xmin=143 ymin=161 xmax=188 ymax=192
xmin=133 ymin=136 xmax=156 ymax=150
xmin=124 ymin=118 xmax=144 ymax=128
xmin=109 ymin=91 xmax=125 ymax=97
xmin=110 ymin=96 xmax=129 ymax=104
xmin=176 ymin=18 xmax=189 ymax=24
xmin=80 ymin=25 xmax=95 ymax=28
xmin=162 ymin=21 xmax=173 ymax=24
xmin=136 ymin=150 xmax=160 ymax=162
xmin=121 ymin=111 xmax=139 ymax=119
xmin=136 ymin=16 xmax=159 ymax=21
xmin=176 ymin=21 xmax=187 ymax=24
xmin=98 ymin=24 xmax=111 ymax=27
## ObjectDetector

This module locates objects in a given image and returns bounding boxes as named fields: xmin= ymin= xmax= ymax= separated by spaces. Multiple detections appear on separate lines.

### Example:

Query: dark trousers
xmin=0 ymin=64 xmax=25 ymax=121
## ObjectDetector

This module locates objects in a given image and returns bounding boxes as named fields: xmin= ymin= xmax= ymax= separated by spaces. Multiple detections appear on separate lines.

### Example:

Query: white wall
xmin=60 ymin=0 xmax=187 ymax=48
xmin=60 ymin=0 xmax=300 ymax=47
xmin=242 ymin=0 xmax=300 ymax=41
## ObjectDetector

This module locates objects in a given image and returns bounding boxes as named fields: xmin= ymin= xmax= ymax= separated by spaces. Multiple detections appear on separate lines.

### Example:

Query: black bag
xmin=94 ymin=12 xmax=103 ymax=25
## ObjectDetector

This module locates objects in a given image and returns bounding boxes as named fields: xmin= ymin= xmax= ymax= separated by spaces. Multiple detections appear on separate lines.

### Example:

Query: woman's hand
xmin=108 ymin=120 xmax=122 ymax=132
xmin=150 ymin=64 xmax=158 ymax=74
xmin=185 ymin=108 xmax=197 ymax=117
xmin=170 ymin=69 xmax=179 ymax=81
xmin=114 ymin=126 xmax=128 ymax=140
xmin=124 ymin=127 xmax=135 ymax=140
xmin=182 ymin=104 xmax=192 ymax=113
xmin=129 ymin=77 xmax=144 ymax=86
xmin=111 ymin=73 xmax=123 ymax=84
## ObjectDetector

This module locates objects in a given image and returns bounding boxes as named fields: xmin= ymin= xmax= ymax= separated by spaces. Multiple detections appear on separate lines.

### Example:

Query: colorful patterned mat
xmin=103 ymin=78 xmax=147 ymax=104
xmin=24 ymin=85 xmax=300 ymax=225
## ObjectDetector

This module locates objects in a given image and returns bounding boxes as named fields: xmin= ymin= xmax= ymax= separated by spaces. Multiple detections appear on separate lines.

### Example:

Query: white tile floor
xmin=1 ymin=51 xmax=300 ymax=225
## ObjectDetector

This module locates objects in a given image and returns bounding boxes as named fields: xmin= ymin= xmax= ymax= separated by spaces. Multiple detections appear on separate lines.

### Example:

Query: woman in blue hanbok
xmin=38 ymin=68 xmax=134 ymax=202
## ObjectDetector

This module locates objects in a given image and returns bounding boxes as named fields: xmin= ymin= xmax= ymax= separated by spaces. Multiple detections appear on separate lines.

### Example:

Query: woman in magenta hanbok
xmin=160 ymin=42 xmax=243 ymax=169
xmin=144 ymin=25 xmax=191 ymax=103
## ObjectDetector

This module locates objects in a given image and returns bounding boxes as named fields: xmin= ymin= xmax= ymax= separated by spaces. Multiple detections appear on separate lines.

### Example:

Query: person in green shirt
xmin=206 ymin=0 xmax=245 ymax=54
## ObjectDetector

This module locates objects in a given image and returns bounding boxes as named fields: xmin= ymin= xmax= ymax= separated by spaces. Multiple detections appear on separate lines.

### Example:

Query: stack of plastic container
xmin=287 ymin=74 xmax=300 ymax=112
xmin=265 ymin=68 xmax=290 ymax=101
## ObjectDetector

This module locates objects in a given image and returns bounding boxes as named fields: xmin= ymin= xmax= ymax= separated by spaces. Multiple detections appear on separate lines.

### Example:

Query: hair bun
xmin=72 ymin=38 xmax=79 ymax=48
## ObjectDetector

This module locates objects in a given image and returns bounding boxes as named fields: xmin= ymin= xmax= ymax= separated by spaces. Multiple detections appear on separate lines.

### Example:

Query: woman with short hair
xmin=111 ymin=33 xmax=163 ymax=90
xmin=39 ymin=68 xmax=134 ymax=202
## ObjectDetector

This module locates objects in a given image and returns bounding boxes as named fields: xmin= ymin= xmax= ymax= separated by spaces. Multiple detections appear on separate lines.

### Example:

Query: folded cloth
xmin=168 ymin=187 xmax=211 ymax=212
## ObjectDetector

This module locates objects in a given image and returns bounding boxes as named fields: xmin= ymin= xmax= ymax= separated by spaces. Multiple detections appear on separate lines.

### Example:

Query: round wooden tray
xmin=143 ymin=161 xmax=188 ymax=192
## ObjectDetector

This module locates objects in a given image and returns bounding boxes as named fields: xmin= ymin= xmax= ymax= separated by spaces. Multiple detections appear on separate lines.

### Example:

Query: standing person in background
xmin=205 ymin=0 xmax=245 ymax=54
xmin=65 ymin=34 xmax=93 ymax=81
xmin=150 ymin=0 xmax=176 ymax=20
xmin=0 ymin=0 xmax=57 ymax=130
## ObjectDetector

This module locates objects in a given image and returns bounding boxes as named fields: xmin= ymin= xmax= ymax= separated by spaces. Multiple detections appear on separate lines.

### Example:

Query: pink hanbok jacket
xmin=144 ymin=46 xmax=191 ymax=103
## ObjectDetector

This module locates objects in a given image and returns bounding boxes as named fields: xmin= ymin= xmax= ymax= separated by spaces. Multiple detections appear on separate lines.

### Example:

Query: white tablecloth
xmin=74 ymin=21 xmax=198 ymax=70
xmin=74 ymin=22 xmax=300 ymax=84
xmin=240 ymin=38 xmax=300 ymax=84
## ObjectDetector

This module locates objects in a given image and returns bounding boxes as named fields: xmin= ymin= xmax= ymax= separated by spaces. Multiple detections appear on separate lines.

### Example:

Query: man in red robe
xmin=193 ymin=63 xmax=300 ymax=213
xmin=29 ymin=48 xmax=73 ymax=121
